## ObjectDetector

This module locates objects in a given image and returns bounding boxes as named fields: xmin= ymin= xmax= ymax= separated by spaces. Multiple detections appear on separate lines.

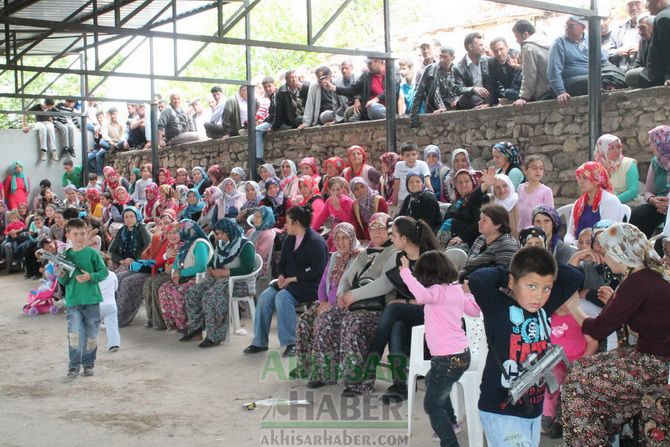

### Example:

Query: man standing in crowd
xmin=453 ymin=32 xmax=495 ymax=109
xmin=512 ymin=20 xmax=553 ymax=108
xmin=204 ymin=86 xmax=225 ymax=139
xmin=127 ymin=103 xmax=151 ymax=149
xmin=397 ymin=58 xmax=416 ymax=115
xmin=272 ymin=70 xmax=309 ymax=131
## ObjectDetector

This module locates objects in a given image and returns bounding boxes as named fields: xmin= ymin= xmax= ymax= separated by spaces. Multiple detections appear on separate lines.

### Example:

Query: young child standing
xmin=393 ymin=141 xmax=434 ymax=205
xmin=3 ymin=210 xmax=27 ymax=271
xmin=400 ymin=250 xmax=481 ymax=447
xmin=468 ymin=246 xmax=583 ymax=446
xmin=59 ymin=218 xmax=109 ymax=379
xmin=98 ymin=267 xmax=120 ymax=352
xmin=517 ymin=156 xmax=554 ymax=232
xmin=131 ymin=164 xmax=153 ymax=207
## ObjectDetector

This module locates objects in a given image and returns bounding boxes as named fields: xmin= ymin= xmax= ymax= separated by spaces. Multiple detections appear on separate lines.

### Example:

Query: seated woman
xmin=260 ymin=178 xmax=289 ymax=229
xmin=155 ymin=184 xmax=178 ymax=217
xmin=142 ymin=182 xmax=159 ymax=223
xmin=398 ymin=171 xmax=441 ymax=231
xmin=293 ymin=175 xmax=325 ymax=217
xmin=108 ymin=206 xmax=152 ymax=326
xmin=158 ymin=219 xmax=213 ymax=331
xmin=630 ymin=125 xmax=670 ymax=238
xmin=565 ymin=161 xmax=624 ymax=246
xmin=518 ymin=225 xmax=548 ymax=249
xmin=218 ymin=178 xmax=244 ymax=219
xmin=158 ymin=167 xmax=175 ymax=187
xmin=101 ymin=167 xmax=130 ymax=194
xmin=258 ymin=163 xmax=278 ymax=195
xmin=279 ymin=159 xmax=300 ymax=200
xmin=174 ymin=168 xmax=192 ymax=188
xmin=181 ymin=218 xmax=256 ymax=347
xmin=143 ymin=211 xmax=180 ymax=330
xmin=437 ymin=169 xmax=489 ymax=250
xmin=338 ymin=216 xmax=440 ymax=401
xmin=179 ymin=188 xmax=205 ymax=221
xmin=594 ymin=134 xmax=639 ymax=206
xmin=350 ymin=177 xmax=388 ymax=241
xmin=491 ymin=141 xmax=525 ymax=189
xmin=423 ymin=145 xmax=451 ymax=202
xmin=379 ymin=152 xmax=401 ymax=205
xmin=3 ymin=161 xmax=29 ymax=210
xmin=311 ymin=177 xmax=354 ymax=251
xmin=319 ymin=157 xmax=345 ymax=197
xmin=294 ymin=222 xmax=361 ymax=387
xmin=236 ymin=181 xmax=262 ymax=229
xmin=342 ymin=145 xmax=381 ymax=192
xmin=191 ymin=166 xmax=212 ymax=196
xmin=244 ymin=206 xmax=329 ymax=357
xmin=230 ymin=167 xmax=247 ymax=186
xmin=199 ymin=185 xmax=223 ymax=232
xmin=460 ymin=204 xmax=519 ymax=280
xmin=444 ymin=148 xmax=479 ymax=203
xmin=247 ymin=206 xmax=276 ymax=279
xmin=532 ymin=205 xmax=576 ymax=265
xmin=175 ymin=185 xmax=189 ymax=216
xmin=207 ymin=164 xmax=225 ymax=188
xmin=62 ymin=184 xmax=81 ymax=208
xmin=86 ymin=188 xmax=103 ymax=219
xmin=490 ymin=172 xmax=519 ymax=239
xmin=562 ymin=223 xmax=670 ymax=446
xmin=299 ymin=157 xmax=321 ymax=186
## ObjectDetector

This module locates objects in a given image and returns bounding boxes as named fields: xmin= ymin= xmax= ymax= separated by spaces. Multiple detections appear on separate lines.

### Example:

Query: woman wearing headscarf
xmin=128 ymin=168 xmax=141 ymax=195
xmin=312 ymin=176 xmax=355 ymax=251
xmin=294 ymin=223 xmax=362 ymax=387
xmin=594 ymin=134 xmax=639 ymax=205
xmin=236 ymin=181 xmax=262 ymax=229
xmin=174 ymin=168 xmax=192 ymax=188
xmin=260 ymin=178 xmax=289 ymax=228
xmin=158 ymin=219 xmax=213 ymax=331
xmin=519 ymin=225 xmax=548 ymax=248
xmin=379 ymin=152 xmax=401 ymax=204
xmin=217 ymin=178 xmax=244 ymax=219
xmin=155 ymin=184 xmax=178 ymax=216
xmin=398 ymin=171 xmax=441 ymax=231
xmin=293 ymin=175 xmax=325 ymax=217
xmin=101 ymin=166 xmax=130 ymax=194
xmin=142 ymin=182 xmax=159 ymax=223
xmin=207 ymin=164 xmax=225 ymax=188
xmin=191 ymin=166 xmax=212 ymax=196
xmin=179 ymin=188 xmax=206 ymax=221
xmin=437 ymin=169 xmax=490 ymax=249
xmin=158 ymin=167 xmax=175 ymax=187
xmin=246 ymin=206 xmax=276 ymax=278
xmin=566 ymin=161 xmax=624 ymax=246
xmin=562 ymin=223 xmax=670 ymax=447
xmin=491 ymin=173 xmax=519 ymax=239
xmin=199 ymin=185 xmax=223 ymax=232
xmin=342 ymin=145 xmax=381 ymax=192
xmin=86 ymin=188 xmax=103 ymax=219
xmin=630 ymin=125 xmax=670 ymax=238
xmin=3 ymin=162 xmax=30 ymax=210
xmin=258 ymin=163 xmax=277 ymax=186
xmin=491 ymin=142 xmax=525 ymax=189
xmin=180 ymin=218 xmax=256 ymax=347
xmin=175 ymin=184 xmax=190 ymax=216
xmin=320 ymin=157 xmax=346 ymax=197
xmin=350 ymin=177 xmax=388 ymax=241
xmin=423 ymin=145 xmax=451 ymax=202
xmin=279 ymin=159 xmax=300 ymax=200
xmin=532 ymin=205 xmax=576 ymax=265
xmin=143 ymin=211 xmax=180 ymax=330
xmin=299 ymin=157 xmax=322 ymax=186
xmin=62 ymin=184 xmax=81 ymax=208
xmin=444 ymin=148 xmax=481 ymax=203
xmin=231 ymin=167 xmax=247 ymax=184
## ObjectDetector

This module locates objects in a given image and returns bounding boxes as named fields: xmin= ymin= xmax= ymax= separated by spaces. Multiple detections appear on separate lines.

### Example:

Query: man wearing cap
xmin=628 ymin=0 xmax=670 ymax=88
xmin=626 ymin=14 xmax=655 ymax=86
xmin=453 ymin=32 xmax=496 ymax=109
xmin=414 ymin=38 xmax=441 ymax=88
xmin=409 ymin=47 xmax=459 ymax=127
xmin=547 ymin=16 xmax=626 ymax=105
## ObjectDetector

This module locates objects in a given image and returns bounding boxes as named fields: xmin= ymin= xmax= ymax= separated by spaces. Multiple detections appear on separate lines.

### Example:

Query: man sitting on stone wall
xmin=23 ymin=98 xmax=57 ymax=161
xmin=409 ymin=47 xmax=458 ymax=127
xmin=627 ymin=0 xmax=670 ymax=88
xmin=453 ymin=32 xmax=496 ymax=110
xmin=512 ymin=20 xmax=553 ymax=109
xmin=157 ymin=91 xmax=200 ymax=147
xmin=299 ymin=66 xmax=347 ymax=129
xmin=53 ymin=99 xmax=80 ymax=158
xmin=626 ymin=14 xmax=655 ymax=87
xmin=488 ymin=37 xmax=522 ymax=104
xmin=272 ymin=70 xmax=310 ymax=131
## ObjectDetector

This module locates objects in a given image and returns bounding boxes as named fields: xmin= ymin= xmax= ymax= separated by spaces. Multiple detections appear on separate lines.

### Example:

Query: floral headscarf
xmin=219 ymin=178 xmax=242 ymax=218
xmin=158 ymin=167 xmax=175 ymax=186
xmin=8 ymin=161 xmax=29 ymax=193
xmin=328 ymin=222 xmax=361 ymax=289
xmin=159 ymin=184 xmax=175 ymax=201
xmin=103 ymin=167 xmax=121 ymax=192
xmin=192 ymin=166 xmax=209 ymax=191
xmin=453 ymin=169 xmax=476 ymax=200
xmin=248 ymin=206 xmax=276 ymax=245
xmin=492 ymin=174 xmax=518 ymax=212
xmin=212 ymin=217 xmax=247 ymax=268
xmin=160 ymin=209 xmax=177 ymax=223
xmin=344 ymin=146 xmax=368 ymax=182
xmin=113 ymin=185 xmax=130 ymax=205
xmin=298 ymin=175 xmax=320 ymax=206
xmin=85 ymin=188 xmax=100 ymax=208
xmin=144 ymin=182 xmax=159 ymax=215
xmin=350 ymin=177 xmax=376 ymax=224
xmin=264 ymin=177 xmax=284 ymax=208
xmin=176 ymin=219 xmax=209 ymax=268
xmin=598 ymin=222 xmax=670 ymax=283
xmin=118 ymin=206 xmax=144 ymax=259
xmin=180 ymin=188 xmax=205 ymax=219
xmin=572 ymin=162 xmax=613 ymax=237
xmin=492 ymin=142 xmax=523 ymax=169
xmin=231 ymin=167 xmax=247 ymax=181
xmin=519 ymin=226 xmax=547 ymax=248
xmin=175 ymin=167 xmax=190 ymax=186
xmin=259 ymin=163 xmax=277 ymax=180
xmin=648 ymin=125 xmax=670 ymax=182
xmin=242 ymin=181 xmax=261 ymax=210
xmin=423 ymin=145 xmax=443 ymax=178
xmin=532 ymin=205 xmax=561 ymax=251
xmin=175 ymin=184 xmax=189 ymax=206
xmin=207 ymin=164 xmax=225 ymax=186
xmin=594 ymin=134 xmax=623 ymax=176
xmin=300 ymin=157 xmax=319 ymax=176
xmin=204 ymin=185 xmax=223 ymax=215
xmin=321 ymin=156 xmax=346 ymax=195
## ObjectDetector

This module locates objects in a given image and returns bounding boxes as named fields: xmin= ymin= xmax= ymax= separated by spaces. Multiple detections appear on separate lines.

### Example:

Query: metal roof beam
xmin=19 ymin=35 xmax=83 ymax=92
xmin=0 ymin=0 xmax=41 ymax=16
xmin=311 ymin=0 xmax=354 ymax=45
xmin=486 ymin=0 xmax=601 ymax=17
xmin=0 ymin=91 xmax=152 ymax=103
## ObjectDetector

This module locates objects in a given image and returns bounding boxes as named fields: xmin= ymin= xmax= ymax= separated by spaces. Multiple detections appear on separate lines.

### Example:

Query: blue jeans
xmin=87 ymin=141 xmax=109 ymax=175
xmin=479 ymin=410 xmax=541 ymax=447
xmin=66 ymin=304 xmax=101 ymax=371
xmin=252 ymin=286 xmax=299 ymax=348
xmin=255 ymin=122 xmax=272 ymax=159
xmin=425 ymin=352 xmax=470 ymax=447
xmin=367 ymin=102 xmax=387 ymax=120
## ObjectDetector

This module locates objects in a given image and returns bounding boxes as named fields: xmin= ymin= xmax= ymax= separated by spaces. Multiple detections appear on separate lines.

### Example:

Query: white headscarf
xmin=493 ymin=174 xmax=518 ymax=212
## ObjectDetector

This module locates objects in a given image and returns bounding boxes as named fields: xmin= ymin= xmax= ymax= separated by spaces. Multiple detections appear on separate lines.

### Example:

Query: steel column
xmin=80 ymin=51 xmax=88 ymax=181
xmin=150 ymin=36 xmax=158 ymax=181
xmin=587 ymin=6 xmax=602 ymax=161
xmin=383 ymin=0 xmax=396 ymax=153
xmin=244 ymin=0 xmax=257 ymax=180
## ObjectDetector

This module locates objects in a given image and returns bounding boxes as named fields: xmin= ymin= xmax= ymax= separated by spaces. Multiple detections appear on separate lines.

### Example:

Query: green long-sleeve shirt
xmin=207 ymin=241 xmax=255 ymax=276
xmin=173 ymin=240 xmax=210 ymax=277
xmin=617 ymin=162 xmax=640 ymax=204
xmin=58 ymin=246 xmax=109 ymax=306
xmin=62 ymin=166 xmax=83 ymax=189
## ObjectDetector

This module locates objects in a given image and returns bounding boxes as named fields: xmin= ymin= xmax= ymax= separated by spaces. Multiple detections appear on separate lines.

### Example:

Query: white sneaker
xmin=51 ymin=150 xmax=59 ymax=161
xmin=40 ymin=150 xmax=47 ymax=161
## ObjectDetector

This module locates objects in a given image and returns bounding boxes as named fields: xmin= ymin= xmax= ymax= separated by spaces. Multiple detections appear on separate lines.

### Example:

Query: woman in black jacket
xmin=398 ymin=171 xmax=442 ymax=231
xmin=243 ymin=206 xmax=329 ymax=358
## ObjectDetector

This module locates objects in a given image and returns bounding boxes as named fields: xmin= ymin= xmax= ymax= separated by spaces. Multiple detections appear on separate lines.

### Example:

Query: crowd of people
xmin=8 ymin=1 xmax=670 ymax=446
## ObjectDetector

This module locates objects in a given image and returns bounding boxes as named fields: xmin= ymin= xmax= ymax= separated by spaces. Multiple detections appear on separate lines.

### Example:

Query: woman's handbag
xmin=347 ymin=276 xmax=385 ymax=312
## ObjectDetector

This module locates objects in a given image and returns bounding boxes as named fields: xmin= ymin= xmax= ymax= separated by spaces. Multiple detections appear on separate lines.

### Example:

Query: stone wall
xmin=109 ymin=86 xmax=670 ymax=204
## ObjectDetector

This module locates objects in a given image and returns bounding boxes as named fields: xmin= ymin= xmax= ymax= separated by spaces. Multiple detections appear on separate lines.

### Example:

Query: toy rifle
xmin=41 ymin=252 xmax=77 ymax=278
xmin=506 ymin=344 xmax=568 ymax=405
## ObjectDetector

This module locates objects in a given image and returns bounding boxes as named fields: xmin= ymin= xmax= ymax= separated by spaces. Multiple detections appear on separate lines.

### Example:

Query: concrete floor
xmin=0 ymin=272 xmax=565 ymax=446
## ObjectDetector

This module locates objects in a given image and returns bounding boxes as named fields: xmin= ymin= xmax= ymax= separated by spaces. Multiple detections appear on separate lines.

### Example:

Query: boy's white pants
xmin=99 ymin=303 xmax=120 ymax=349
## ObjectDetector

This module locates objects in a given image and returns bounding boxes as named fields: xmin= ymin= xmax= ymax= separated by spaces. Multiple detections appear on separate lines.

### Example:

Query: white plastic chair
xmin=439 ymin=202 xmax=451 ymax=216
xmin=621 ymin=204 xmax=631 ymax=223
xmin=225 ymin=253 xmax=263 ymax=344
xmin=444 ymin=248 xmax=468 ymax=271
xmin=557 ymin=204 xmax=573 ymax=226
xmin=407 ymin=315 xmax=487 ymax=447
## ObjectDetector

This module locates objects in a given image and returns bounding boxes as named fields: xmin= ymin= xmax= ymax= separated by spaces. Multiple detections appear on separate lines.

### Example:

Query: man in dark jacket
xmin=271 ymin=70 xmax=309 ymax=131
xmin=626 ymin=12 xmax=661 ymax=87
xmin=410 ymin=47 xmax=458 ymax=127
xmin=254 ymin=76 xmax=277 ymax=164
xmin=453 ymin=32 xmax=496 ymax=109
xmin=488 ymin=37 xmax=522 ymax=104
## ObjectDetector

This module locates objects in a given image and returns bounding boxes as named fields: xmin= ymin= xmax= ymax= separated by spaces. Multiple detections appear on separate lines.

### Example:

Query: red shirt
xmin=370 ymin=73 xmax=385 ymax=105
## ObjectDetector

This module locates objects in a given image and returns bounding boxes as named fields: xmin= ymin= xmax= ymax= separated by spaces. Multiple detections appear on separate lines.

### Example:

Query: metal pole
xmin=306 ymin=0 xmax=312 ymax=44
xmin=244 ymin=0 xmax=257 ymax=180
xmin=587 ymin=1 xmax=602 ymax=161
xmin=149 ymin=36 xmax=158 ymax=181
xmin=383 ymin=0 xmax=396 ymax=153
xmin=79 ymin=52 xmax=89 ymax=181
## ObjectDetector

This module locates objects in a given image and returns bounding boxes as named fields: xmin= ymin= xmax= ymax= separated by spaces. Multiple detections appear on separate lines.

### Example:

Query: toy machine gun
xmin=41 ymin=252 xmax=77 ymax=278
xmin=506 ymin=344 xmax=569 ymax=405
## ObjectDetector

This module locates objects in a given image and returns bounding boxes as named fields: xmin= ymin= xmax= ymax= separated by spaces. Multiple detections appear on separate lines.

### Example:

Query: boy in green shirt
xmin=59 ymin=218 xmax=108 ymax=379
xmin=61 ymin=159 xmax=83 ymax=189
